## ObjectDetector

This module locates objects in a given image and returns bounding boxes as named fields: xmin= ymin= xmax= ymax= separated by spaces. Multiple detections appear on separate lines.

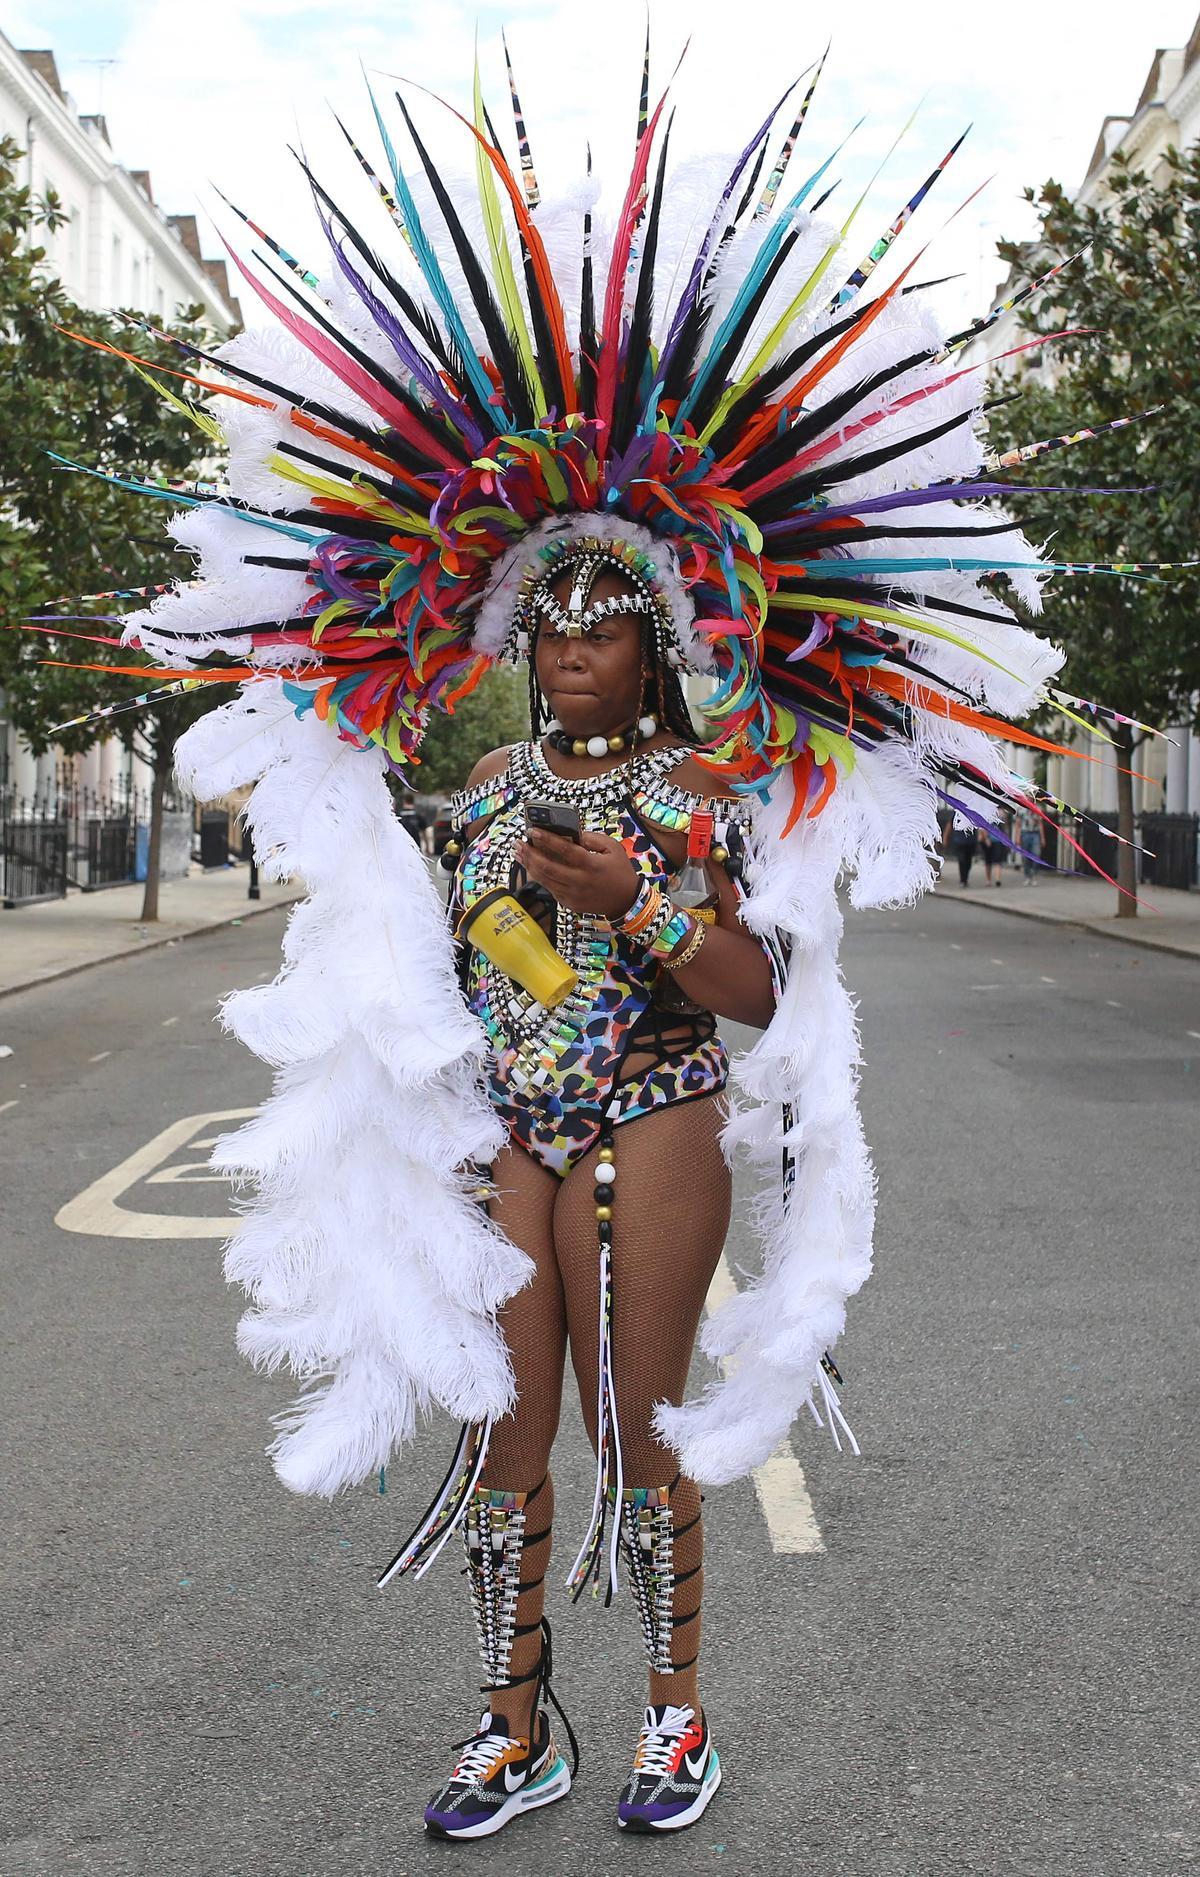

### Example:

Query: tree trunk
xmin=1113 ymin=721 xmax=1138 ymax=919
xmin=140 ymin=751 xmax=168 ymax=922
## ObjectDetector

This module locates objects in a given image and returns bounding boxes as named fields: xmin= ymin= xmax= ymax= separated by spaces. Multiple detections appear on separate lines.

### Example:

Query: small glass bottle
xmin=668 ymin=810 xmax=720 ymax=924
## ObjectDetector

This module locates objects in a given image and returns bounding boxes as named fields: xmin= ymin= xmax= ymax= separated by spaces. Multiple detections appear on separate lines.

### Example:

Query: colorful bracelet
xmin=616 ymin=874 xmax=659 ymax=936
xmin=645 ymin=906 xmax=692 ymax=959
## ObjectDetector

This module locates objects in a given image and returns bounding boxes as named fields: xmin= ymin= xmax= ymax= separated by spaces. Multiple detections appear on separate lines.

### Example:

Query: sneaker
xmin=617 ymin=1702 xmax=722 ymax=1833
xmin=424 ymin=1708 xmax=571 ymax=1839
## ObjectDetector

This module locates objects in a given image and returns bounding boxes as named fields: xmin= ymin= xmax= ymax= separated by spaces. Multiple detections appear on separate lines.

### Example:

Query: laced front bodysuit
xmin=445 ymin=740 xmax=760 ymax=1179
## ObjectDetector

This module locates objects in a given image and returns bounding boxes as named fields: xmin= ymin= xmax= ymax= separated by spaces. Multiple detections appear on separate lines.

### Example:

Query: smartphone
xmin=524 ymin=799 xmax=583 ymax=844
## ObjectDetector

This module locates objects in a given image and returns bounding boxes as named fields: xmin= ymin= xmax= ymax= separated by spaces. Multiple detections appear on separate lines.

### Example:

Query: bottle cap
xmin=686 ymin=810 xmax=714 ymax=859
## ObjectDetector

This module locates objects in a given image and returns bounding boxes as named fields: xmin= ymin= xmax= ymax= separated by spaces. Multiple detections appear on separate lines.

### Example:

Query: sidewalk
xmin=0 ymin=865 xmax=302 ymax=998
xmin=932 ymin=866 xmax=1200 ymax=960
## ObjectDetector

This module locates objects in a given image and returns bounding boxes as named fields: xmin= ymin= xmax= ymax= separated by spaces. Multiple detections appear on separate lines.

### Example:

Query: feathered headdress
xmin=41 ymin=38 xmax=1192 ymax=1495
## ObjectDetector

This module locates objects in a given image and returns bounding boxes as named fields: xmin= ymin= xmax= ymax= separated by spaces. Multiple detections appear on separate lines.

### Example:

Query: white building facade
xmin=0 ymin=35 xmax=240 ymax=809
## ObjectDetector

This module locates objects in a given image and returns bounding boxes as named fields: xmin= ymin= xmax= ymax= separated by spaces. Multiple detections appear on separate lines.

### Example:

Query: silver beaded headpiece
xmin=500 ymin=535 xmax=687 ymax=672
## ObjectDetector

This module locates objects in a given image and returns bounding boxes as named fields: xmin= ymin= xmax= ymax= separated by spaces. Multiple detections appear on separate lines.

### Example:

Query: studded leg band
xmin=618 ymin=1476 xmax=702 ymax=1675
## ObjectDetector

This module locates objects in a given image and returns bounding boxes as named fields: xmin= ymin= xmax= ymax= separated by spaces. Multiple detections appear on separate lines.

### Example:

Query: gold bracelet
xmin=660 ymin=918 xmax=708 ymax=973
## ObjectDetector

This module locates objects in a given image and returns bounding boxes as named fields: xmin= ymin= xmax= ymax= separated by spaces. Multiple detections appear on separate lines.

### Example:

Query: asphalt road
xmin=0 ymin=897 xmax=1197 ymax=1877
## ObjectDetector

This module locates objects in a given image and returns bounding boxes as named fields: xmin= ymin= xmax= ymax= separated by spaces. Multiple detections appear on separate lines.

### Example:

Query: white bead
xmin=638 ymin=715 xmax=658 ymax=737
xmin=546 ymin=717 xmax=562 ymax=733
xmin=586 ymin=735 xmax=609 ymax=757
xmin=594 ymin=1162 xmax=616 ymax=1185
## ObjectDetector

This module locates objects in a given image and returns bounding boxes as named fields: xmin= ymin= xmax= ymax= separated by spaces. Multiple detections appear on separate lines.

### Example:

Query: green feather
xmin=473 ymin=55 xmax=542 ymax=417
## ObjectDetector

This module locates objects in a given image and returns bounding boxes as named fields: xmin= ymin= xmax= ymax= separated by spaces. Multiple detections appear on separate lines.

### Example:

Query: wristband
xmin=616 ymin=874 xmax=659 ymax=936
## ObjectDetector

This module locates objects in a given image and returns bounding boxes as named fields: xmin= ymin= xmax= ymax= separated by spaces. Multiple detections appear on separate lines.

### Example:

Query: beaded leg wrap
xmin=464 ymin=1485 xmax=531 ymax=1688
xmin=618 ymin=1477 xmax=702 ymax=1675
xmin=461 ymin=1478 xmax=580 ymax=1771
xmin=565 ymin=1109 xmax=625 ymax=1603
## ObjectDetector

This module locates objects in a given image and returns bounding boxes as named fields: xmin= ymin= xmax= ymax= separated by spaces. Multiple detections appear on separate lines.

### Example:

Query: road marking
xmin=969 ymin=983 xmax=1002 ymax=991
xmin=1040 ymin=976 xmax=1057 ymax=985
xmin=990 ymin=958 xmax=1006 ymax=967
xmin=949 ymin=942 xmax=963 ymax=951
xmin=89 ymin=1050 xmax=111 ymax=1062
xmin=705 ymin=1252 xmax=824 ymax=1555
xmin=1106 ymin=1000 xmax=1122 ymax=1009
xmin=161 ymin=1016 xmax=179 ymax=1027
xmin=0 ymin=1099 xmax=18 ymax=1116
xmin=55 ymin=1109 xmax=255 ymax=1238
xmin=1188 ymin=1031 xmax=1200 ymax=1042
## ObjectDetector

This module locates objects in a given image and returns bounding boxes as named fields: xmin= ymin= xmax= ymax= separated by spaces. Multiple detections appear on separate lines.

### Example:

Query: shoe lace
xmin=451 ymin=1722 xmax=519 ymax=1785
xmin=633 ymin=1704 xmax=695 ymax=1777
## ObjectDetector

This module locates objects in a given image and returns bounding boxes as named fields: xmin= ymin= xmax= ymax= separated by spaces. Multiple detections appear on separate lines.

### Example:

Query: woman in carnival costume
xmin=47 ymin=29 xmax=1190 ymax=1841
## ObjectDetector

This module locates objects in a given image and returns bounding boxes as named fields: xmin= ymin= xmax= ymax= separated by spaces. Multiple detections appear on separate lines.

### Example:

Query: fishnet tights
xmin=477 ymin=1093 xmax=732 ymax=1733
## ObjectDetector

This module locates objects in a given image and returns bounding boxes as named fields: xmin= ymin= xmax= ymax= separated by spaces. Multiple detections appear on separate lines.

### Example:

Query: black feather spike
xmin=392 ymin=94 xmax=537 ymax=430
xmin=612 ymin=114 xmax=673 ymax=456
xmin=579 ymin=142 xmax=597 ymax=412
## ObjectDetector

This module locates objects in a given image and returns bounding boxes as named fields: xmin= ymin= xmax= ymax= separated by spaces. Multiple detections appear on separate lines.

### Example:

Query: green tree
xmin=0 ymin=134 xmax=229 ymax=918
xmin=991 ymin=145 xmax=1200 ymax=914
xmin=413 ymin=666 xmax=531 ymax=794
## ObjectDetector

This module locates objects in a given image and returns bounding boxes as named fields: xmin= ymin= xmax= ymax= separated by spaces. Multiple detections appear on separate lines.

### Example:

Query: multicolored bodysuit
xmin=446 ymin=740 xmax=758 ymax=1179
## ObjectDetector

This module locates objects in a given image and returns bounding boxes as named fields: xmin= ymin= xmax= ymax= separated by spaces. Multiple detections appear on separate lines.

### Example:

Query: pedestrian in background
xmin=950 ymin=822 xmax=978 ymax=888
xmin=981 ymin=822 xmax=1007 ymax=888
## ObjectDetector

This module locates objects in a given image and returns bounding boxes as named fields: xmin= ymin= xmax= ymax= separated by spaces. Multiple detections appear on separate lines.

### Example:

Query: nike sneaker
xmin=617 ymin=1701 xmax=722 ymax=1833
xmin=423 ymin=1707 xmax=571 ymax=1839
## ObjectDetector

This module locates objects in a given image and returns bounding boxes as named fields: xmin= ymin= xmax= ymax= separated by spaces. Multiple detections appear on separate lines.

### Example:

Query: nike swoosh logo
xmin=503 ymin=1765 xmax=527 ymax=1793
xmin=683 ymin=1746 xmax=709 ymax=1781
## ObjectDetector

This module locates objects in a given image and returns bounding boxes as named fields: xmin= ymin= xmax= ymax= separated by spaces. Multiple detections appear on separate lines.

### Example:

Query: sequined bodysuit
xmin=446 ymin=741 xmax=757 ymax=1178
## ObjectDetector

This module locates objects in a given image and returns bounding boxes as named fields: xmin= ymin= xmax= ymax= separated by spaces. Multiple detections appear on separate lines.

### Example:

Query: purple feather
xmin=319 ymin=220 xmax=484 ymax=451
xmin=656 ymin=81 xmax=798 ymax=390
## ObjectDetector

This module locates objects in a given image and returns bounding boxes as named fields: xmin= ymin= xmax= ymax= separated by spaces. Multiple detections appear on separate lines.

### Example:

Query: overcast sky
xmin=11 ymin=0 xmax=1200 ymax=327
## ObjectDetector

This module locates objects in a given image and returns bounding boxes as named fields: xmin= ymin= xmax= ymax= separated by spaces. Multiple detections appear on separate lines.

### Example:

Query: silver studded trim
xmin=464 ymin=1491 xmax=528 ymax=1688
xmin=618 ymin=1487 xmax=675 ymax=1674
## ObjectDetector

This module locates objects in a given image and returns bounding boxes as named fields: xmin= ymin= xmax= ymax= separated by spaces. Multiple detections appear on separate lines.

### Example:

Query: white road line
xmin=705 ymin=1253 xmax=824 ymax=1555
xmin=969 ymin=983 xmax=1002 ymax=991
xmin=990 ymin=958 xmax=1006 ymax=967
xmin=1188 ymin=1031 xmax=1200 ymax=1042
xmin=161 ymin=1016 xmax=179 ymax=1027
xmin=0 ymin=1099 xmax=18 ymax=1116
xmin=1106 ymin=1000 xmax=1122 ymax=1009
xmin=89 ymin=1050 xmax=111 ymax=1062
xmin=949 ymin=942 xmax=963 ymax=951
xmin=1040 ymin=976 xmax=1057 ymax=985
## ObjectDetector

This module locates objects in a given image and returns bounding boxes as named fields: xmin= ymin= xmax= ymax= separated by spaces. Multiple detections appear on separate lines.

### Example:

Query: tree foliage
xmin=0 ymin=134 xmax=225 ymax=783
xmin=990 ymin=145 xmax=1200 ymax=909
xmin=412 ymin=666 xmax=531 ymax=795
xmin=992 ymin=145 xmax=1200 ymax=729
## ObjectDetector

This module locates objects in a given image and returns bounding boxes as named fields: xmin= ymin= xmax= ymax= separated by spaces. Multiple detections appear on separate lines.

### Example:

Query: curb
xmin=929 ymin=886 xmax=1200 ymax=963
xmin=0 ymin=891 xmax=302 ymax=1003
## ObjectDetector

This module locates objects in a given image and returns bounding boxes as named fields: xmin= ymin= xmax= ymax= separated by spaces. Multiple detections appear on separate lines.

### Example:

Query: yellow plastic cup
xmin=458 ymin=888 xmax=578 ymax=1008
